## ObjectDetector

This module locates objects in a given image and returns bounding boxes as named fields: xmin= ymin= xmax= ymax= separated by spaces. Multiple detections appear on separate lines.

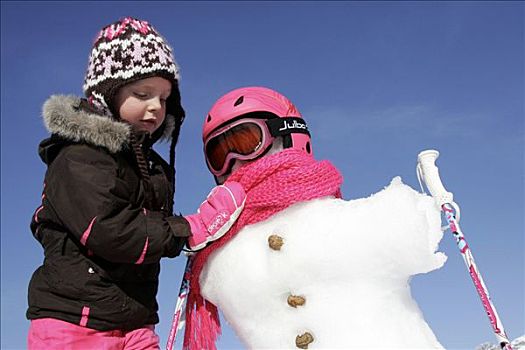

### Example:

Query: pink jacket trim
xmin=135 ymin=237 xmax=149 ymax=264
xmin=80 ymin=306 xmax=90 ymax=327
xmin=80 ymin=217 xmax=97 ymax=246
xmin=34 ymin=183 xmax=47 ymax=223
xmin=33 ymin=206 xmax=44 ymax=223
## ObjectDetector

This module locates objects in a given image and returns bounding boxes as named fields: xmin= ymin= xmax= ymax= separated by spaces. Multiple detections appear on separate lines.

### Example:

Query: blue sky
xmin=1 ymin=1 xmax=523 ymax=349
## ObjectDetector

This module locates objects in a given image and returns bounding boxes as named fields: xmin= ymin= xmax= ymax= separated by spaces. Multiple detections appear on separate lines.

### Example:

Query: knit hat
xmin=83 ymin=17 xmax=185 ymax=184
xmin=83 ymin=17 xmax=183 ymax=126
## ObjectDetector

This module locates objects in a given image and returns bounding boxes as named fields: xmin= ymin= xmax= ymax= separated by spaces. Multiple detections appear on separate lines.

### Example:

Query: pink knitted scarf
xmin=183 ymin=149 xmax=343 ymax=350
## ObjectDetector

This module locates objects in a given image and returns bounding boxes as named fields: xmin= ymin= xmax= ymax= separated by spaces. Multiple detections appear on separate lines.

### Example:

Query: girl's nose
xmin=148 ymin=96 xmax=162 ymax=111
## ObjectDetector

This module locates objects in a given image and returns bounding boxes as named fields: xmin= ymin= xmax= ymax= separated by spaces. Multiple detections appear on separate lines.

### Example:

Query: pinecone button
xmin=287 ymin=295 xmax=306 ymax=308
xmin=295 ymin=332 xmax=314 ymax=349
xmin=268 ymin=234 xmax=284 ymax=250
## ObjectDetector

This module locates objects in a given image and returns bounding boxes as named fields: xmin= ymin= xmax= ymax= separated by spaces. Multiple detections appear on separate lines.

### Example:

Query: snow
xmin=476 ymin=335 xmax=525 ymax=350
xmin=200 ymin=177 xmax=448 ymax=349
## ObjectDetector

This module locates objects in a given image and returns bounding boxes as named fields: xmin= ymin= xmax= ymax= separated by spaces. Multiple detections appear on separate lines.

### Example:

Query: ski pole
xmin=166 ymin=255 xmax=194 ymax=350
xmin=416 ymin=150 xmax=512 ymax=350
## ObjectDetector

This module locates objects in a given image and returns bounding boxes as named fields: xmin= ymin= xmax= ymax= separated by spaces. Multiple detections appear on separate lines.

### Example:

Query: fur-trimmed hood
xmin=42 ymin=95 xmax=175 ymax=154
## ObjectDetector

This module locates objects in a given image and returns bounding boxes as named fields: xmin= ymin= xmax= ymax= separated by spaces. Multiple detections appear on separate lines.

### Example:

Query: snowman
xmin=182 ymin=87 xmax=446 ymax=350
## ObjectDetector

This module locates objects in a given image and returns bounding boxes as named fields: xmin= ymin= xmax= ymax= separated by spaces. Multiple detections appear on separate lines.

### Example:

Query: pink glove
xmin=185 ymin=181 xmax=246 ymax=251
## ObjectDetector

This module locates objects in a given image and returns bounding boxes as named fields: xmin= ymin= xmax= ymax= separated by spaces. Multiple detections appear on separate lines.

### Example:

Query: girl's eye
xmin=134 ymin=92 xmax=148 ymax=98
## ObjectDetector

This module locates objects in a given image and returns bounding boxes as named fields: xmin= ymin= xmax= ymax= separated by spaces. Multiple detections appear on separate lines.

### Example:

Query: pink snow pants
xmin=28 ymin=318 xmax=160 ymax=350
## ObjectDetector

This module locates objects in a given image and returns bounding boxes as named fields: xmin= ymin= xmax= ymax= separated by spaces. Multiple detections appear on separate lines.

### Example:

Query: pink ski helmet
xmin=203 ymin=86 xmax=312 ymax=177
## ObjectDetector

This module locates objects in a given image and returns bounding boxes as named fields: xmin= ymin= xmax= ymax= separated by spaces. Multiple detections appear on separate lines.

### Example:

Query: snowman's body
xmin=200 ymin=178 xmax=446 ymax=349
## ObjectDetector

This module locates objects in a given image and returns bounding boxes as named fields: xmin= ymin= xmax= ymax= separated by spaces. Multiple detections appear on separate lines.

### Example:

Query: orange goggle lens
xmin=205 ymin=122 xmax=264 ymax=172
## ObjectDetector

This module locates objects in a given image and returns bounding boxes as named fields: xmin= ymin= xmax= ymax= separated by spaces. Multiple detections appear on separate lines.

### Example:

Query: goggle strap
xmin=265 ymin=117 xmax=310 ymax=137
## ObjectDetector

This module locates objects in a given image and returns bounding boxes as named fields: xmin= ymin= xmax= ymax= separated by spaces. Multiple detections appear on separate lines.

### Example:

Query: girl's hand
xmin=185 ymin=181 xmax=246 ymax=251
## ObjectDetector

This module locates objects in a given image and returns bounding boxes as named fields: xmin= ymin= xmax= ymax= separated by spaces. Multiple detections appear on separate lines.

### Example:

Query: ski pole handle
xmin=417 ymin=150 xmax=512 ymax=349
xmin=417 ymin=150 xmax=454 ymax=207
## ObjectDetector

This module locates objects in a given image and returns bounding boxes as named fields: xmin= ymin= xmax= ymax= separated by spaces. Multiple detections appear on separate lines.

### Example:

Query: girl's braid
xmin=130 ymin=131 xmax=154 ymax=209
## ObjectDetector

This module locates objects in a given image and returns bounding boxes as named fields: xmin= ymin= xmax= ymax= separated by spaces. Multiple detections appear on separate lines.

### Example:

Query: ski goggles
xmin=204 ymin=118 xmax=274 ymax=177
xmin=204 ymin=116 xmax=310 ymax=177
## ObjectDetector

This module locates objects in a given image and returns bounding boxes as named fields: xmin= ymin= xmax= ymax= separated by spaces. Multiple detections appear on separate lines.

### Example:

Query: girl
xmin=27 ymin=17 xmax=244 ymax=349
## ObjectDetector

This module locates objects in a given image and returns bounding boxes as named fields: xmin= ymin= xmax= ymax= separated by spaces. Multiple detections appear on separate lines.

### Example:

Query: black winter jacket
xmin=27 ymin=95 xmax=191 ymax=331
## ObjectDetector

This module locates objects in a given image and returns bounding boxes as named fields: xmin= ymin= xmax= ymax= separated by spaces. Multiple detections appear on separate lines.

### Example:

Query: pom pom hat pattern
xmin=83 ymin=17 xmax=183 ymax=126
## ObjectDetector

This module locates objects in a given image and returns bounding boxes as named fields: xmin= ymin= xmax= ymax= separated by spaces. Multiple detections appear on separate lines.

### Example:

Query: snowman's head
xmin=203 ymin=86 xmax=312 ymax=184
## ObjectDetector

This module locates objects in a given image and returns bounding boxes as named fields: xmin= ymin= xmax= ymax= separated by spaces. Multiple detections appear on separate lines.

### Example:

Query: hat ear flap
xmin=169 ymin=107 xmax=185 ymax=161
